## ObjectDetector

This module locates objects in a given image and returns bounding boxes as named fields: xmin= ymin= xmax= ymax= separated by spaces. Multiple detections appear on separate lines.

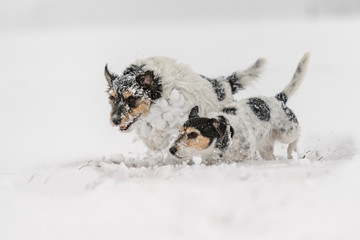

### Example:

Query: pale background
xmin=1 ymin=1 xmax=360 ymax=239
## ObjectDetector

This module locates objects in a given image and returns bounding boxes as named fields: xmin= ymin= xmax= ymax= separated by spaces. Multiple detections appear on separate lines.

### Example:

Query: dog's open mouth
xmin=119 ymin=115 xmax=139 ymax=131
xmin=119 ymin=121 xmax=135 ymax=131
xmin=119 ymin=124 xmax=130 ymax=131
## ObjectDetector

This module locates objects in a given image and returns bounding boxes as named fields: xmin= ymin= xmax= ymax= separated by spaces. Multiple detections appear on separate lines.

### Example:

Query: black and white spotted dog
xmin=104 ymin=56 xmax=265 ymax=151
xmin=169 ymin=53 xmax=310 ymax=162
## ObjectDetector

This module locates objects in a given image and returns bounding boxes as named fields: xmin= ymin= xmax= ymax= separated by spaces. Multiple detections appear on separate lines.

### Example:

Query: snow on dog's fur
xmin=170 ymin=53 xmax=310 ymax=163
xmin=105 ymin=56 xmax=265 ymax=151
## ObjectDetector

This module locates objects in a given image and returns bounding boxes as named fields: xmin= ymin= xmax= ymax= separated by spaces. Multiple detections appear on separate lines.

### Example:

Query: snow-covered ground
xmin=1 ymin=17 xmax=360 ymax=239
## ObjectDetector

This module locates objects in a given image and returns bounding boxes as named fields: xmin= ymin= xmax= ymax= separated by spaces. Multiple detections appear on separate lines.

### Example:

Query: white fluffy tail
xmin=282 ymin=52 xmax=311 ymax=99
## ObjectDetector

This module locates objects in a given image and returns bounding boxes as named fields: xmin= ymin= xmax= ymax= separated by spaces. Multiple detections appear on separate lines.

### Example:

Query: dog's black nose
xmin=169 ymin=146 xmax=177 ymax=155
xmin=112 ymin=116 xmax=121 ymax=125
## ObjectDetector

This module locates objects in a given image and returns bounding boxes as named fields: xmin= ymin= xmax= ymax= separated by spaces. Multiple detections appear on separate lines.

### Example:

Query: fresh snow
xmin=1 ymin=18 xmax=360 ymax=240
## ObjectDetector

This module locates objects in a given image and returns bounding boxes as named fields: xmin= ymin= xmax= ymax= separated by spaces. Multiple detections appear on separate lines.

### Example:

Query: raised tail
xmin=226 ymin=58 xmax=266 ymax=94
xmin=275 ymin=52 xmax=311 ymax=104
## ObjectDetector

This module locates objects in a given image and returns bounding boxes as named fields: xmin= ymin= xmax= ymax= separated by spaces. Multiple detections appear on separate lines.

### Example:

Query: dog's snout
xmin=112 ymin=115 xmax=121 ymax=125
xmin=169 ymin=146 xmax=177 ymax=155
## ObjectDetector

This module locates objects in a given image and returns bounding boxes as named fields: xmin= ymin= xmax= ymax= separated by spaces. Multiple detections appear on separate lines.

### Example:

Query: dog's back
xmin=221 ymin=95 xmax=301 ymax=160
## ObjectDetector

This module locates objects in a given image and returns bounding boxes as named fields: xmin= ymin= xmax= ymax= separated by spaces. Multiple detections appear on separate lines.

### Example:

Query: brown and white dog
xmin=105 ymin=56 xmax=266 ymax=151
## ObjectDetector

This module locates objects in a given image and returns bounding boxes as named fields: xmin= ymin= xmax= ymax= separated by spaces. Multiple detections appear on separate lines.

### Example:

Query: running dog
xmin=105 ymin=56 xmax=265 ymax=151
xmin=169 ymin=53 xmax=310 ymax=163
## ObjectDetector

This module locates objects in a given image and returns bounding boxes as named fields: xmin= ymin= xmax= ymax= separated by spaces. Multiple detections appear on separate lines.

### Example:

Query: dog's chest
xmin=136 ymin=89 xmax=193 ymax=150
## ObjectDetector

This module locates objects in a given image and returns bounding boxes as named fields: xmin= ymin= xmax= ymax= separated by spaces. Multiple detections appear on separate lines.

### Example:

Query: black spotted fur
xmin=247 ymin=98 xmax=271 ymax=121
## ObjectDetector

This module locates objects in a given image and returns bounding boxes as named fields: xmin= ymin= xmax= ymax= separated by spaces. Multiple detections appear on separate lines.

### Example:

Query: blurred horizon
xmin=1 ymin=0 xmax=360 ymax=30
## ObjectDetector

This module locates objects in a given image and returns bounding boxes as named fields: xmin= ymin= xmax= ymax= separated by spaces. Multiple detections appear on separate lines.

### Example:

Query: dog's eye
xmin=126 ymin=96 xmax=136 ymax=107
xmin=127 ymin=96 xmax=135 ymax=103
xmin=187 ymin=132 xmax=198 ymax=139
xmin=136 ymin=75 xmax=146 ymax=83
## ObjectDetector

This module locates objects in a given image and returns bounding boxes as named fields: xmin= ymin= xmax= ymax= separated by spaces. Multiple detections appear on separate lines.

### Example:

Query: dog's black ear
xmin=136 ymin=71 xmax=154 ymax=88
xmin=105 ymin=65 xmax=116 ymax=87
xmin=189 ymin=106 xmax=199 ymax=119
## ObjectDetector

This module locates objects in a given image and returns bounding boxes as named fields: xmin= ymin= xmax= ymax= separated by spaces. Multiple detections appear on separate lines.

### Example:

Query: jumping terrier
xmin=169 ymin=53 xmax=310 ymax=163
xmin=104 ymin=56 xmax=266 ymax=151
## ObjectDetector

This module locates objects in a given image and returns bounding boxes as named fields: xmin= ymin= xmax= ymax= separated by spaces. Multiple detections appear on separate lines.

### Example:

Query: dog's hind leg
xmin=273 ymin=123 xmax=301 ymax=159
xmin=258 ymin=144 xmax=276 ymax=160
xmin=287 ymin=139 xmax=299 ymax=159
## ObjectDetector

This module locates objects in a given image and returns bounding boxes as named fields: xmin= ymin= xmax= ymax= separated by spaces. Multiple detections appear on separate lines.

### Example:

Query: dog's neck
xmin=214 ymin=116 xmax=234 ymax=154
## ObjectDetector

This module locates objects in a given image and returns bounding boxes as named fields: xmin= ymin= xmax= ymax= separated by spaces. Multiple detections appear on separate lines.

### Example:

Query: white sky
xmin=1 ymin=0 xmax=360 ymax=28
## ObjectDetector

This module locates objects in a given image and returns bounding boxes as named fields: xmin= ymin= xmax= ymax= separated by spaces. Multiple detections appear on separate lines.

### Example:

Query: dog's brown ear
xmin=105 ymin=65 xmax=115 ymax=87
xmin=212 ymin=117 xmax=227 ymax=138
xmin=212 ymin=118 xmax=221 ymax=137
xmin=136 ymin=71 xmax=154 ymax=88
xmin=189 ymin=106 xmax=199 ymax=119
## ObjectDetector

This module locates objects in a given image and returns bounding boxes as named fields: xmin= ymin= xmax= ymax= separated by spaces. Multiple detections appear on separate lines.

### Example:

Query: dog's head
xmin=104 ymin=64 xmax=162 ymax=131
xmin=169 ymin=106 xmax=233 ymax=160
